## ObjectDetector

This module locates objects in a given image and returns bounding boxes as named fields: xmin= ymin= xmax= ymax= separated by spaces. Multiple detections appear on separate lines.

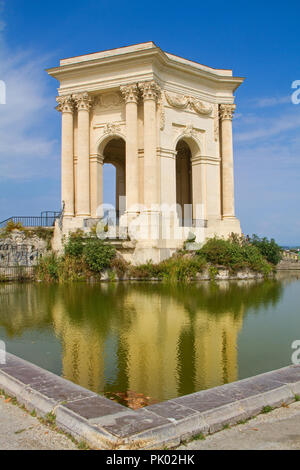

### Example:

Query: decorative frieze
xmin=94 ymin=92 xmax=122 ymax=109
xmin=165 ymin=91 xmax=213 ymax=116
xmin=103 ymin=122 xmax=122 ymax=135
xmin=219 ymin=104 xmax=236 ymax=121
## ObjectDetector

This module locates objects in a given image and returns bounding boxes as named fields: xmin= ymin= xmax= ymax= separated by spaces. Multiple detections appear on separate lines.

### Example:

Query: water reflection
xmin=0 ymin=278 xmax=285 ymax=403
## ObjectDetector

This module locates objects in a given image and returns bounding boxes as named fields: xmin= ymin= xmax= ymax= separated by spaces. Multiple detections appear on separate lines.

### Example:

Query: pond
xmin=0 ymin=272 xmax=299 ymax=408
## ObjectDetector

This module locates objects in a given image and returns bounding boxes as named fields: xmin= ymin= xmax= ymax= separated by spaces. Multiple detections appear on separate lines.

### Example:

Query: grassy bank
xmin=36 ymin=232 xmax=281 ymax=283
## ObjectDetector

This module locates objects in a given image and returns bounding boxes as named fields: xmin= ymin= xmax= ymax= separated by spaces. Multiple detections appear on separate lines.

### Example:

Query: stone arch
xmin=96 ymin=131 xmax=126 ymax=156
xmin=174 ymin=134 xmax=202 ymax=226
xmin=175 ymin=138 xmax=194 ymax=226
xmin=173 ymin=132 xmax=201 ymax=159
xmin=99 ymin=134 xmax=126 ymax=220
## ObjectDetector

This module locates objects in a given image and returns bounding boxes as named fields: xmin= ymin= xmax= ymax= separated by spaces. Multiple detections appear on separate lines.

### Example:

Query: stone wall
xmin=0 ymin=230 xmax=49 ymax=268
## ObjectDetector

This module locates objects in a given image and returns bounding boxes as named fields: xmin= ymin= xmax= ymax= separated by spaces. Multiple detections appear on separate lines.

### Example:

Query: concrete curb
xmin=0 ymin=352 xmax=299 ymax=449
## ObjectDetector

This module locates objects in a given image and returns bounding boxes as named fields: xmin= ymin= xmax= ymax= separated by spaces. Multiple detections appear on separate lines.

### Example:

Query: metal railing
xmin=0 ymin=211 xmax=61 ymax=229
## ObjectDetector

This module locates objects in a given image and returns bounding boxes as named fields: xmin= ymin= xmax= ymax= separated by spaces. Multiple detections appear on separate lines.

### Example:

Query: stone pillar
xmin=191 ymin=155 xmax=207 ymax=223
xmin=90 ymin=154 xmax=103 ymax=218
xmin=139 ymin=81 xmax=160 ymax=209
xmin=220 ymin=104 xmax=236 ymax=218
xmin=74 ymin=92 xmax=91 ymax=217
xmin=120 ymin=84 xmax=139 ymax=215
xmin=56 ymin=95 xmax=74 ymax=216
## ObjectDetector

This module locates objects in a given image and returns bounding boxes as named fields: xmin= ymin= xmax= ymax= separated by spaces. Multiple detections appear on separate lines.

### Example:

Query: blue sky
xmin=0 ymin=0 xmax=300 ymax=244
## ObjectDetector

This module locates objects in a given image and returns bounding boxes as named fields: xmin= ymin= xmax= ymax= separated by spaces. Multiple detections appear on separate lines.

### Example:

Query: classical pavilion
xmin=47 ymin=42 xmax=244 ymax=263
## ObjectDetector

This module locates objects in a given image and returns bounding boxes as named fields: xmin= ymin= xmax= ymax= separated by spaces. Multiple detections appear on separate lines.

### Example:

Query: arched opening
xmin=103 ymin=138 xmax=126 ymax=221
xmin=176 ymin=139 xmax=192 ymax=226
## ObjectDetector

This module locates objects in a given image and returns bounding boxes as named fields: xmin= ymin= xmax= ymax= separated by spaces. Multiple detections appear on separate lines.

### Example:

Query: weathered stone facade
xmin=0 ymin=231 xmax=48 ymax=267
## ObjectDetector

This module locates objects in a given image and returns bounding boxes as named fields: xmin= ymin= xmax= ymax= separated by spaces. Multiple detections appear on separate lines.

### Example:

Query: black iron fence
xmin=0 ymin=211 xmax=61 ymax=229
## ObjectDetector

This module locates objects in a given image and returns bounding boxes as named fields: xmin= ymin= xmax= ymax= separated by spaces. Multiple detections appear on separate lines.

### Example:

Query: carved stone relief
xmin=165 ymin=91 xmax=213 ymax=115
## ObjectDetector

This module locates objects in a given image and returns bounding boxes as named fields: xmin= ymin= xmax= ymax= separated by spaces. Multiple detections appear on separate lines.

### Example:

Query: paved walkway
xmin=179 ymin=401 xmax=300 ymax=450
xmin=1 ymin=389 xmax=300 ymax=450
xmin=0 ymin=394 xmax=77 ymax=450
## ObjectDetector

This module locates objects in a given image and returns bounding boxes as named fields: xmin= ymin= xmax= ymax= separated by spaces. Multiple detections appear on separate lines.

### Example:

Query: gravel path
xmin=0 ymin=394 xmax=77 ymax=450
xmin=179 ymin=401 xmax=300 ymax=450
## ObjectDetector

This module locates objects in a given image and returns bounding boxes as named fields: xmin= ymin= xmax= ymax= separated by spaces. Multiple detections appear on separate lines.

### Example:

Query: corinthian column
xmin=139 ymin=81 xmax=160 ymax=208
xmin=120 ymin=84 xmax=139 ymax=215
xmin=220 ymin=104 xmax=236 ymax=218
xmin=56 ymin=95 xmax=74 ymax=216
xmin=74 ymin=92 xmax=91 ymax=217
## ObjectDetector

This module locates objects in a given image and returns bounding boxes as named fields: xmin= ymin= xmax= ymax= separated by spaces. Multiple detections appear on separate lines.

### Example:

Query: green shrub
xmin=111 ymin=256 xmax=130 ymax=278
xmin=83 ymin=240 xmax=116 ymax=273
xmin=36 ymin=254 xmax=60 ymax=282
xmin=249 ymin=234 xmax=282 ymax=265
xmin=196 ymin=236 xmax=272 ymax=274
xmin=64 ymin=236 xmax=84 ymax=257
xmin=5 ymin=220 xmax=24 ymax=232
xmin=129 ymin=254 xmax=206 ymax=282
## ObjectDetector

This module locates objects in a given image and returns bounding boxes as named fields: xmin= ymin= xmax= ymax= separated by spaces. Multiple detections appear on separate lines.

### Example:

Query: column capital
xmin=138 ymin=80 xmax=161 ymax=102
xmin=56 ymin=95 xmax=74 ymax=113
xmin=73 ymin=92 xmax=92 ymax=111
xmin=120 ymin=83 xmax=139 ymax=104
xmin=219 ymin=104 xmax=236 ymax=121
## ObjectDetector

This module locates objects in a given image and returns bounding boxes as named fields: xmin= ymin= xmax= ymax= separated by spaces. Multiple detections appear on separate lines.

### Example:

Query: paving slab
xmin=179 ymin=401 xmax=300 ymax=450
xmin=0 ymin=352 xmax=300 ymax=449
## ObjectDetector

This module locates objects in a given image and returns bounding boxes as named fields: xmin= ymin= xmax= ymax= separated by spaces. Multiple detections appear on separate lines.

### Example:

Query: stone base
xmin=52 ymin=215 xmax=242 ymax=263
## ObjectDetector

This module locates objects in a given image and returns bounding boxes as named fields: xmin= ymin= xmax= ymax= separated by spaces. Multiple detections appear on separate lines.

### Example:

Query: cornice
xmin=47 ymin=45 xmax=245 ymax=93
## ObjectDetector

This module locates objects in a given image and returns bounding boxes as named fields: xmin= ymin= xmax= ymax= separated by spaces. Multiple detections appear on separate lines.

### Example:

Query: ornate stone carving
xmin=158 ymin=96 xmax=165 ymax=131
xmin=120 ymin=84 xmax=139 ymax=104
xmin=214 ymin=104 xmax=219 ymax=141
xmin=56 ymin=95 xmax=74 ymax=113
xmin=139 ymin=81 xmax=161 ymax=101
xmin=191 ymin=99 xmax=212 ymax=115
xmin=164 ymin=91 xmax=213 ymax=116
xmin=182 ymin=123 xmax=202 ymax=139
xmin=103 ymin=122 xmax=121 ymax=135
xmin=219 ymin=104 xmax=236 ymax=121
xmin=73 ymin=92 xmax=92 ymax=111
xmin=174 ymin=123 xmax=203 ymax=140
xmin=165 ymin=91 xmax=188 ymax=109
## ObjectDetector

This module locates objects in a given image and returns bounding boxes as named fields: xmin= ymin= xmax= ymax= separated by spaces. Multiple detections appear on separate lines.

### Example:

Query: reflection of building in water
xmin=0 ymin=284 xmax=51 ymax=336
xmin=52 ymin=296 xmax=106 ymax=393
xmin=122 ymin=289 xmax=243 ymax=399
xmin=51 ymin=283 xmax=244 ymax=402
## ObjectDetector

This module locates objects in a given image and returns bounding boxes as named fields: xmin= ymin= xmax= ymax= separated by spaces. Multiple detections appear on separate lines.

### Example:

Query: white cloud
xmin=250 ymin=96 xmax=291 ymax=108
xmin=0 ymin=16 xmax=59 ymax=181
xmin=234 ymin=109 xmax=300 ymax=142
